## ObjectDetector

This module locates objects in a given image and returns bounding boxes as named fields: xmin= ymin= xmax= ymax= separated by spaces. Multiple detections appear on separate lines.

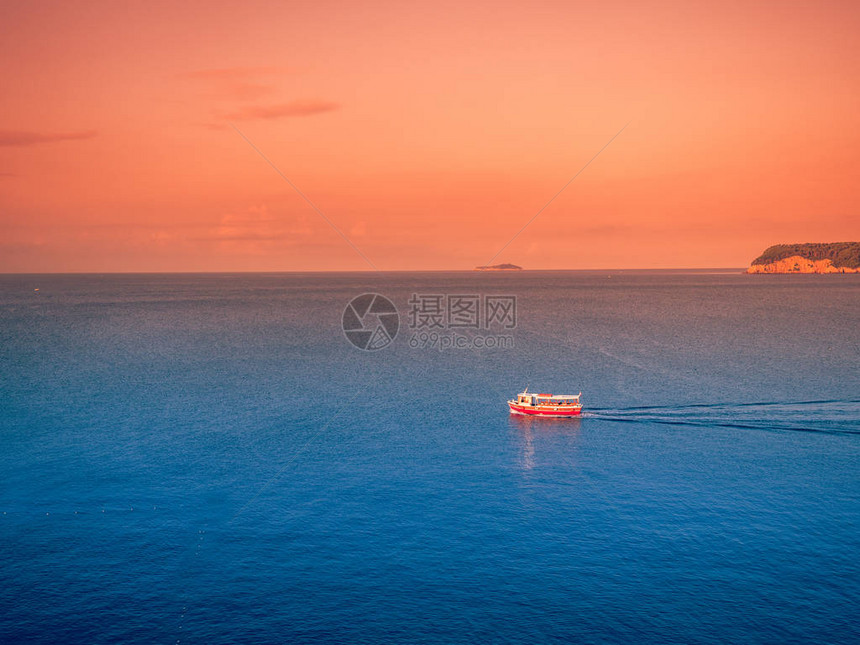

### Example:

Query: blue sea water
xmin=1 ymin=271 xmax=859 ymax=644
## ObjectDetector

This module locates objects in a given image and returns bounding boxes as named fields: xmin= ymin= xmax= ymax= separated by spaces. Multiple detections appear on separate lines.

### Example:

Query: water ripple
xmin=586 ymin=400 xmax=860 ymax=436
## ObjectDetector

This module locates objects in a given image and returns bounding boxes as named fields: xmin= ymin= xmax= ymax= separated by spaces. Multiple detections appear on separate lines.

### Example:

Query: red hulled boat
xmin=508 ymin=387 xmax=582 ymax=418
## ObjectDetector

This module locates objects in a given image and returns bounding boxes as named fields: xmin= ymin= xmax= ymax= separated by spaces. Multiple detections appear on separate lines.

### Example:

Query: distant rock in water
xmin=746 ymin=242 xmax=860 ymax=274
xmin=474 ymin=263 xmax=523 ymax=271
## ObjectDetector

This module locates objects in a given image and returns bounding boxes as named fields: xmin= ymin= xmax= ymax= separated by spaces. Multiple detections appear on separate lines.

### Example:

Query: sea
xmin=1 ymin=270 xmax=858 ymax=644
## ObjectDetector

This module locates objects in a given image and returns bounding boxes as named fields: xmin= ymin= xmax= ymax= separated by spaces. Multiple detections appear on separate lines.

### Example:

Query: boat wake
xmin=583 ymin=399 xmax=860 ymax=436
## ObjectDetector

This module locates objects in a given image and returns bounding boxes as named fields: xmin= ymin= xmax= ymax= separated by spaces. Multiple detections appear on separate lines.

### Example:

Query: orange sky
xmin=1 ymin=0 xmax=858 ymax=271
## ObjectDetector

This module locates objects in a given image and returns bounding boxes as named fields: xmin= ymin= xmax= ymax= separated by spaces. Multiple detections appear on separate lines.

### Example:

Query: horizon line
xmin=2 ymin=267 xmax=752 ymax=276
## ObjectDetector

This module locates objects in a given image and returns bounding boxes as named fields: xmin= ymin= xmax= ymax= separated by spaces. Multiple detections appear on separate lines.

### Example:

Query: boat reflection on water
xmin=508 ymin=414 xmax=582 ymax=471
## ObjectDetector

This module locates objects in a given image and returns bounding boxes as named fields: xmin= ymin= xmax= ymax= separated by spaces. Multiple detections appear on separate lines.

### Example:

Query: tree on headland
xmin=750 ymin=243 xmax=860 ymax=269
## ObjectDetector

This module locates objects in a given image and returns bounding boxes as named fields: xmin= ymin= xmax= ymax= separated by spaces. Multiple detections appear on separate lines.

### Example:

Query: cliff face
xmin=746 ymin=242 xmax=860 ymax=274
xmin=746 ymin=256 xmax=860 ymax=274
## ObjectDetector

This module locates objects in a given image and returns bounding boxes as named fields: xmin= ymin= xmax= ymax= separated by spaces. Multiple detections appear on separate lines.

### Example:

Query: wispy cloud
xmin=180 ymin=67 xmax=340 ymax=118
xmin=194 ymin=205 xmax=316 ymax=252
xmin=180 ymin=66 xmax=288 ymax=101
xmin=225 ymin=100 xmax=340 ymax=121
xmin=0 ymin=130 xmax=97 ymax=147
xmin=180 ymin=66 xmax=286 ymax=81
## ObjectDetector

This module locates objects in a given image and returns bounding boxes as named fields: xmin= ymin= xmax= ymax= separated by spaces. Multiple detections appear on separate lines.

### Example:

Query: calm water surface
xmin=1 ymin=271 xmax=859 ymax=643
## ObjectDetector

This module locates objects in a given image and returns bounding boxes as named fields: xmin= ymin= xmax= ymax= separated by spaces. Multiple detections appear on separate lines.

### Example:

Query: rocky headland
xmin=746 ymin=243 xmax=860 ymax=274
xmin=474 ymin=263 xmax=523 ymax=271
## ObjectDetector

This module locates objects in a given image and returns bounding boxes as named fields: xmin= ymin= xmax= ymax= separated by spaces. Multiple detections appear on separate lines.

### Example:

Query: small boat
xmin=508 ymin=387 xmax=582 ymax=417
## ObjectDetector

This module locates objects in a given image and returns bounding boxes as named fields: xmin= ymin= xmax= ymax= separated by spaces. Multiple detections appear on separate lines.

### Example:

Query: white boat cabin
xmin=515 ymin=390 xmax=581 ymax=406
